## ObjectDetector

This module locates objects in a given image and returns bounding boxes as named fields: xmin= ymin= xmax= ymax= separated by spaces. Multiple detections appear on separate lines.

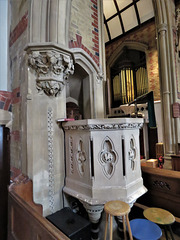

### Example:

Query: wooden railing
xmin=8 ymin=174 xmax=70 ymax=240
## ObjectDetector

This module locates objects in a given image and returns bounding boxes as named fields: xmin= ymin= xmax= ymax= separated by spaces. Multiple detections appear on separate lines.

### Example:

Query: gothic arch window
xmin=110 ymin=47 xmax=148 ymax=107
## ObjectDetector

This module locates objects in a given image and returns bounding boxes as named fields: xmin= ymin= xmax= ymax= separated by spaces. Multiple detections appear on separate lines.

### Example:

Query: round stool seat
xmin=104 ymin=200 xmax=130 ymax=216
xmin=143 ymin=207 xmax=175 ymax=225
xmin=143 ymin=207 xmax=175 ymax=240
xmin=130 ymin=219 xmax=162 ymax=240
xmin=104 ymin=200 xmax=133 ymax=240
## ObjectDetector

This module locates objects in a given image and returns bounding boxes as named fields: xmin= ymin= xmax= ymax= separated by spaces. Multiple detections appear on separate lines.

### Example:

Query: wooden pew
xmin=8 ymin=174 xmax=70 ymax=240
xmin=137 ymin=166 xmax=180 ymax=218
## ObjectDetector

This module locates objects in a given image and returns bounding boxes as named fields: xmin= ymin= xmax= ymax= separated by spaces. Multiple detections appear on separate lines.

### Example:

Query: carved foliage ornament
xmin=63 ymin=122 xmax=143 ymax=131
xmin=28 ymin=50 xmax=74 ymax=97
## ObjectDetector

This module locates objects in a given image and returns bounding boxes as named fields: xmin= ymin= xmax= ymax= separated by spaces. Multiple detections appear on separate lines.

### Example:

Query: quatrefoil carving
xmin=99 ymin=137 xmax=118 ymax=179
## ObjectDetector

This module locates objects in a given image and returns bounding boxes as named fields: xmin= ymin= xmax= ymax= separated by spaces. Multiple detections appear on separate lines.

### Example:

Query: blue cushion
xmin=130 ymin=219 xmax=162 ymax=240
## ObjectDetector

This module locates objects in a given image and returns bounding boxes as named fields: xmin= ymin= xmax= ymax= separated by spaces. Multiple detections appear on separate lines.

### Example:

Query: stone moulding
xmin=47 ymin=107 xmax=55 ymax=213
xmin=27 ymin=48 xmax=74 ymax=97
xmin=63 ymin=122 xmax=143 ymax=131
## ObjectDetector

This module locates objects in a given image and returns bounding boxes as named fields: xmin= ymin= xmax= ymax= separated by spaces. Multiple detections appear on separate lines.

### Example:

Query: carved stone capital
xmin=28 ymin=49 xmax=74 ymax=97
xmin=96 ymin=71 xmax=104 ymax=84
xmin=157 ymin=23 xmax=167 ymax=33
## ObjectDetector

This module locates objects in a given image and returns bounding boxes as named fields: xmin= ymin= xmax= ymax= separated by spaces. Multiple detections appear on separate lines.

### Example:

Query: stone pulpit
xmin=62 ymin=118 xmax=147 ymax=230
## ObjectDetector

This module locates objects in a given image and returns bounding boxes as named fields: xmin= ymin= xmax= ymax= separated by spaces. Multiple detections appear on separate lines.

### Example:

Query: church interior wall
xmin=8 ymin=0 xmax=29 ymax=170
xmin=69 ymin=0 xmax=100 ymax=66
xmin=6 ymin=0 xmax=106 ymax=215
xmin=105 ymin=21 xmax=160 ymax=101
xmin=1 ymin=0 xmax=179 ymax=225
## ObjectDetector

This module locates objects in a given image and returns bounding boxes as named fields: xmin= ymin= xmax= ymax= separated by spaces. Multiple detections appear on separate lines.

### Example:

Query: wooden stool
xmin=104 ymin=200 xmax=133 ymax=240
xmin=143 ymin=207 xmax=175 ymax=240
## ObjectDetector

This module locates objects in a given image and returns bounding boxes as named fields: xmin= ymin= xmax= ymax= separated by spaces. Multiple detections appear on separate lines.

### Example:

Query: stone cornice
xmin=63 ymin=122 xmax=143 ymax=131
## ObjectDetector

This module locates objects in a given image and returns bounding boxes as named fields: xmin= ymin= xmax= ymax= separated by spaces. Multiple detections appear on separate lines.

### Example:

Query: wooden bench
xmin=137 ymin=166 xmax=180 ymax=219
xmin=8 ymin=174 xmax=70 ymax=240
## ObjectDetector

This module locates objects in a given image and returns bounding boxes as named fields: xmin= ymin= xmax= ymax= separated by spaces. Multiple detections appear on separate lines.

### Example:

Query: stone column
xmin=26 ymin=45 xmax=74 ymax=216
xmin=30 ymin=0 xmax=71 ymax=46
xmin=81 ymin=201 xmax=104 ymax=240
xmin=153 ymin=0 xmax=179 ymax=166
xmin=157 ymin=23 xmax=174 ymax=155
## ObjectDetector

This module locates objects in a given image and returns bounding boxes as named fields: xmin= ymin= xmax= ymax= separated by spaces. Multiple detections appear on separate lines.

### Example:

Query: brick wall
xmin=0 ymin=91 xmax=12 ymax=111
xmin=9 ymin=12 xmax=28 ymax=47
xmin=0 ymin=88 xmax=21 ymax=111
xmin=106 ymin=21 xmax=160 ymax=101
xmin=69 ymin=0 xmax=99 ymax=66
xmin=8 ymin=0 xmax=28 ymax=163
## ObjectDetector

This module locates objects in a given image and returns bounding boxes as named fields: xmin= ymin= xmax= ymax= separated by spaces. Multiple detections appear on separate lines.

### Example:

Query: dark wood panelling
xmin=0 ymin=126 xmax=10 ymax=240
xmin=137 ymin=166 xmax=180 ymax=218
xmin=8 ymin=175 xmax=70 ymax=240
xmin=171 ymin=155 xmax=180 ymax=171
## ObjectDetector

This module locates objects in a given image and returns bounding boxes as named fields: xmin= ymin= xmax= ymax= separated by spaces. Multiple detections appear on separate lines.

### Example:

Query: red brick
xmin=4 ymin=99 xmax=11 ymax=111
xmin=92 ymin=38 xmax=99 ymax=44
xmin=91 ymin=6 xmax=97 ymax=13
xmin=91 ymin=14 xmax=98 ymax=22
xmin=94 ymin=35 xmax=99 ymax=41
xmin=94 ymin=43 xmax=99 ymax=48
xmin=93 ymin=19 xmax=98 ymax=26
xmin=91 ymin=0 xmax=97 ymax=5
xmin=0 ymin=91 xmax=11 ymax=97
xmin=93 ymin=47 xmax=99 ymax=52
xmin=9 ymin=12 xmax=28 ymax=47
xmin=92 ymin=31 xmax=98 ymax=37
xmin=92 ymin=11 xmax=98 ymax=18
xmin=12 ymin=97 xmax=21 ymax=105
xmin=0 ymin=95 xmax=6 ymax=102
xmin=76 ymin=34 xmax=82 ymax=45
xmin=92 ymin=22 xmax=98 ymax=28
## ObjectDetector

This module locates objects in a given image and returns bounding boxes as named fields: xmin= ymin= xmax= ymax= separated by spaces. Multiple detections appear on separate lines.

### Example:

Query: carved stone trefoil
xmin=128 ymin=137 xmax=136 ymax=171
xmin=28 ymin=50 xmax=74 ymax=97
xmin=99 ymin=136 xmax=118 ymax=179
xmin=76 ymin=139 xmax=86 ymax=177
